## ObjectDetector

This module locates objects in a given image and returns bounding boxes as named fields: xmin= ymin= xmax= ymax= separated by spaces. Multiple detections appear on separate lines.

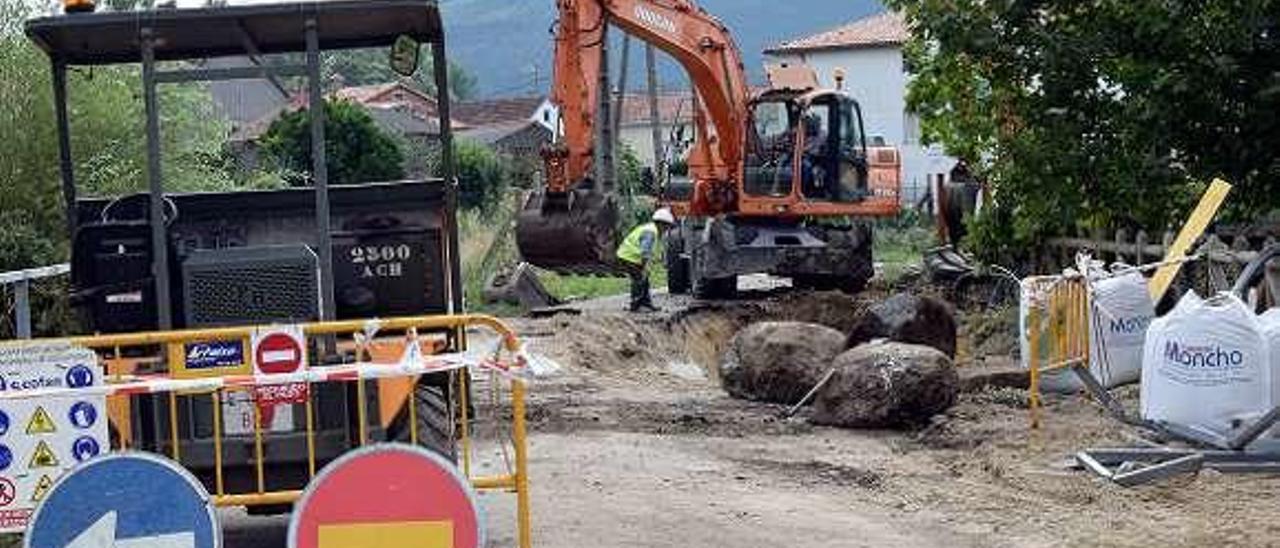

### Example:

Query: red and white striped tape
xmin=0 ymin=350 xmax=528 ymax=401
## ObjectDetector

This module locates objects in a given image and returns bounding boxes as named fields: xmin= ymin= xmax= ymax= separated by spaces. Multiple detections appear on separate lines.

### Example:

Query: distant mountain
xmin=440 ymin=0 xmax=886 ymax=98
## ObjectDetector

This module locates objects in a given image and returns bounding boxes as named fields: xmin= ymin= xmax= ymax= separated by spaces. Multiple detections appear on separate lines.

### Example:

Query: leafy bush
xmin=889 ymin=0 xmax=1280 ymax=264
xmin=260 ymin=99 xmax=405 ymax=186
xmin=453 ymin=140 xmax=510 ymax=211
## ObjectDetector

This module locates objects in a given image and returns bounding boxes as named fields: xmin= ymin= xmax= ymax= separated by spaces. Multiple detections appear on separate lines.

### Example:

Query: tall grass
xmin=873 ymin=210 xmax=938 ymax=283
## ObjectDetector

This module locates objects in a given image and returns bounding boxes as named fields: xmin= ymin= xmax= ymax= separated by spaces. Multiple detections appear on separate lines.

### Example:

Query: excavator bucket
xmin=516 ymin=188 xmax=622 ymax=275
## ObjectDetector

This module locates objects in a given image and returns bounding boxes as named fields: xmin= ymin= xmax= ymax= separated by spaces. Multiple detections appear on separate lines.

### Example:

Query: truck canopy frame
xmin=23 ymin=0 xmax=460 ymax=329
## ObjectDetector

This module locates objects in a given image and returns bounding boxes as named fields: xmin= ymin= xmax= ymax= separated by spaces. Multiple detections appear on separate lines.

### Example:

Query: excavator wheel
xmin=516 ymin=188 xmax=622 ymax=275
xmin=665 ymin=230 xmax=691 ymax=295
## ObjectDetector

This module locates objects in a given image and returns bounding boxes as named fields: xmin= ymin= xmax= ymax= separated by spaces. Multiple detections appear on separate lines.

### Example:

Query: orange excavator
xmin=517 ymin=0 xmax=902 ymax=296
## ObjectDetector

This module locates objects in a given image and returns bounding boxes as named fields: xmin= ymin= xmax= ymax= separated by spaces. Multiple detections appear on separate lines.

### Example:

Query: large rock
xmin=720 ymin=322 xmax=847 ymax=405
xmin=847 ymin=293 xmax=957 ymax=358
xmin=811 ymin=342 xmax=958 ymax=428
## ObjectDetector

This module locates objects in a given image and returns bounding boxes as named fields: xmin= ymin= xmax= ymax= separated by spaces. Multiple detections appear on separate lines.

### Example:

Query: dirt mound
xmin=756 ymin=290 xmax=878 ymax=333
xmin=963 ymin=306 xmax=1019 ymax=360
xmin=525 ymin=289 xmax=881 ymax=387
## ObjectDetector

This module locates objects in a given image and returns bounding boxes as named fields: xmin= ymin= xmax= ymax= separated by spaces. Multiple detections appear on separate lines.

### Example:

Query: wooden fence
xmin=1041 ymin=228 xmax=1276 ymax=296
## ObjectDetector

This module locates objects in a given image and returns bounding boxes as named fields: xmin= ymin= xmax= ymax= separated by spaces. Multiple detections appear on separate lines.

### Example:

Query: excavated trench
xmin=520 ymin=290 xmax=881 ymax=387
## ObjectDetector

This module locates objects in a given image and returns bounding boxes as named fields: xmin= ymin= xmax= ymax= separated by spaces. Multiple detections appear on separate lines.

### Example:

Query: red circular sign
xmin=288 ymin=444 xmax=482 ymax=548
xmin=255 ymin=332 xmax=303 ymax=375
xmin=0 ymin=477 xmax=14 ymax=507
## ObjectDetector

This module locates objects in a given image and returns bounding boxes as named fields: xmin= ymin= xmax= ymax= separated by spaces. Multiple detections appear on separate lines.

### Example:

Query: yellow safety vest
xmin=616 ymin=222 xmax=658 ymax=265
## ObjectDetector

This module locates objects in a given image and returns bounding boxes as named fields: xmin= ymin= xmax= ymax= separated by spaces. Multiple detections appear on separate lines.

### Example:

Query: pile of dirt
xmin=963 ymin=306 xmax=1020 ymax=360
xmin=526 ymin=291 xmax=877 ymax=386
xmin=755 ymin=290 xmax=879 ymax=333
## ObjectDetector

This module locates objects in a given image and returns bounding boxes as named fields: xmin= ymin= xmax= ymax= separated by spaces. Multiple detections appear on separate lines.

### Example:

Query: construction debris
xmin=482 ymin=262 xmax=561 ymax=310
xmin=811 ymin=341 xmax=959 ymax=428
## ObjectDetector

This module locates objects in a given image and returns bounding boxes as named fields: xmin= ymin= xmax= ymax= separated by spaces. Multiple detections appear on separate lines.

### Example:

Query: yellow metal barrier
xmin=2 ymin=314 xmax=533 ymax=548
xmin=1024 ymin=276 xmax=1090 ymax=429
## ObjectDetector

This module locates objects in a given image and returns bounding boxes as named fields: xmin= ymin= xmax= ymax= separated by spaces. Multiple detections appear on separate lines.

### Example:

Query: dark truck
xmin=24 ymin=0 xmax=463 ymax=506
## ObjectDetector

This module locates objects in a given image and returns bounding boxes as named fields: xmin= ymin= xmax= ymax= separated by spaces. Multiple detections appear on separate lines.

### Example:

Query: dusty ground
xmin=469 ymin=287 xmax=1280 ymax=548
xmin=79 ymin=284 xmax=1280 ymax=547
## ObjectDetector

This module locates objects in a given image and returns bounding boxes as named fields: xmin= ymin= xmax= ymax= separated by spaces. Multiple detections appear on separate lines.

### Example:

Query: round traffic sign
xmin=25 ymin=452 xmax=220 ymax=548
xmin=0 ymin=477 xmax=14 ymax=507
xmin=288 ymin=444 xmax=483 ymax=548
xmin=255 ymin=332 xmax=303 ymax=375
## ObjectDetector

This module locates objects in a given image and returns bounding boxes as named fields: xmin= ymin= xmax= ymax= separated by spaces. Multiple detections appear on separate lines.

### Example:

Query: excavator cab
xmin=744 ymin=91 xmax=870 ymax=204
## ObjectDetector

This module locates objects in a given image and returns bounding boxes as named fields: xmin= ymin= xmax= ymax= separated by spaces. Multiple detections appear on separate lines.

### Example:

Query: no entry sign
xmin=251 ymin=326 xmax=308 ymax=407
xmin=254 ymin=330 xmax=304 ymax=375
xmin=288 ymin=444 xmax=482 ymax=548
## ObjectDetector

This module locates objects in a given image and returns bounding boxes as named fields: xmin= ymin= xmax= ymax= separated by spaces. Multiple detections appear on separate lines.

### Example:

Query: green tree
xmin=890 ymin=0 xmax=1280 ymax=263
xmin=1 ymin=0 xmax=239 ymax=259
xmin=1 ymin=0 xmax=264 ymax=335
xmin=259 ymin=100 xmax=406 ymax=186
xmin=452 ymin=140 xmax=509 ymax=211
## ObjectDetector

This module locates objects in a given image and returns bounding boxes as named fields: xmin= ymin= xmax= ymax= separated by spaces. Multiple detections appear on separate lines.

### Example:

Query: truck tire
xmin=665 ymin=233 xmax=691 ymax=295
xmin=393 ymin=374 xmax=457 ymax=460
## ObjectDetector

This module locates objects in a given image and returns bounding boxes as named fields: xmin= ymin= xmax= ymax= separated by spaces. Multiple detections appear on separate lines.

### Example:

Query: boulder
xmin=847 ymin=293 xmax=957 ymax=358
xmin=811 ymin=342 xmax=958 ymax=428
xmin=482 ymin=263 xmax=560 ymax=310
xmin=720 ymin=322 xmax=847 ymax=405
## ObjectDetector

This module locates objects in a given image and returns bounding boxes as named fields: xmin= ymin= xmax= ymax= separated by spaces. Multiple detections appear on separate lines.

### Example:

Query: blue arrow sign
xmin=24 ymin=452 xmax=220 ymax=548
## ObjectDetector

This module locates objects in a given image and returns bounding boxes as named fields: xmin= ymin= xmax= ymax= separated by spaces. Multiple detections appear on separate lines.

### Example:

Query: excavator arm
xmin=518 ymin=0 xmax=751 ymax=273
xmin=550 ymin=0 xmax=748 ymax=196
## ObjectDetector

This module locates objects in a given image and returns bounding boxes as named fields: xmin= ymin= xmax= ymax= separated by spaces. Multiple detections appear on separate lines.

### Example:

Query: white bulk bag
xmin=1020 ymin=272 xmax=1154 ymax=393
xmin=1258 ymin=309 xmax=1280 ymax=414
xmin=1141 ymin=292 xmax=1269 ymax=434
xmin=1086 ymin=271 xmax=1156 ymax=387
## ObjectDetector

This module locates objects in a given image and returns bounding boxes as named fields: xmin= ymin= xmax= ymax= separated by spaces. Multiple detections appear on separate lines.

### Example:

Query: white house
xmin=614 ymin=91 xmax=694 ymax=169
xmin=765 ymin=12 xmax=956 ymax=205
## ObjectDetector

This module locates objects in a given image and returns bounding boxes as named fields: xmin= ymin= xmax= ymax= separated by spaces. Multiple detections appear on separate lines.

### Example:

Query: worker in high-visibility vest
xmin=617 ymin=208 xmax=676 ymax=312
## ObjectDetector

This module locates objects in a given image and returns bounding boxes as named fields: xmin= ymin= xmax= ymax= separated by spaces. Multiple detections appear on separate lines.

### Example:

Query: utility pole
xmin=612 ymin=33 xmax=632 ymax=184
xmin=645 ymin=43 xmax=665 ymax=188
xmin=595 ymin=25 xmax=615 ymax=193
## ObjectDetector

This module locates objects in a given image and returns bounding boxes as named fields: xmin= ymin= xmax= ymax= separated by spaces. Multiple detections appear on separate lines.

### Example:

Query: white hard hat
xmin=652 ymin=208 xmax=676 ymax=225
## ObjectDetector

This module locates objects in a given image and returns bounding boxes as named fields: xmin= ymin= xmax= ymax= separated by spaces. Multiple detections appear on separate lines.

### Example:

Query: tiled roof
xmin=766 ymin=12 xmax=907 ymax=54
xmin=615 ymin=91 xmax=693 ymax=127
xmin=452 ymin=96 xmax=548 ymax=127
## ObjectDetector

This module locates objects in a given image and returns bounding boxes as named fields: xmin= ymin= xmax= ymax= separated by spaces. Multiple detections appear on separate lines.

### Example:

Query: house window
xmin=544 ymin=110 xmax=551 ymax=123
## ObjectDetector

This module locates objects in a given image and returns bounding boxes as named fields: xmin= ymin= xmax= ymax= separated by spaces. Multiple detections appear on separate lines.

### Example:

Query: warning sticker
xmin=0 ymin=343 xmax=107 ymax=532
xmin=25 ymin=407 xmax=56 ymax=435
xmin=29 ymin=475 xmax=52 ymax=503
xmin=27 ymin=441 xmax=58 ymax=469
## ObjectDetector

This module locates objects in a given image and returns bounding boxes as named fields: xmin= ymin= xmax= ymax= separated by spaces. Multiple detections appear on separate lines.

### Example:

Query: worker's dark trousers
xmin=623 ymin=261 xmax=651 ymax=310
